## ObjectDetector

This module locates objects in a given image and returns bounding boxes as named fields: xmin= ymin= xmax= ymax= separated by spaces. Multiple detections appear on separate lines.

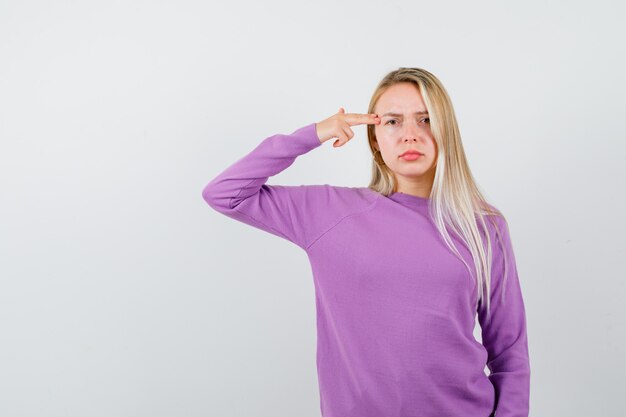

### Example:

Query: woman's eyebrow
xmin=381 ymin=111 xmax=429 ymax=117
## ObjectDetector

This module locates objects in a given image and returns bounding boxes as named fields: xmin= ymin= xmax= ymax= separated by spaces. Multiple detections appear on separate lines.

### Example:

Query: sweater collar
xmin=388 ymin=191 xmax=431 ymax=207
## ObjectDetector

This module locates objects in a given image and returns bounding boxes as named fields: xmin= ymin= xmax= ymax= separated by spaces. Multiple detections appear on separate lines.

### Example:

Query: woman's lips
xmin=399 ymin=153 xmax=423 ymax=161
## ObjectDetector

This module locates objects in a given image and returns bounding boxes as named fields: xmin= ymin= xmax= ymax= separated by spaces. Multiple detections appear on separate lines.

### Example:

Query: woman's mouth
xmin=399 ymin=151 xmax=424 ymax=161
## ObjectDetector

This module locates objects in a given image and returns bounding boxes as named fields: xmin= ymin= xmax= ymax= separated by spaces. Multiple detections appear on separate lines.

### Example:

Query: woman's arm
xmin=202 ymin=122 xmax=326 ymax=250
xmin=478 ymin=216 xmax=531 ymax=417
xmin=202 ymin=112 xmax=380 ymax=251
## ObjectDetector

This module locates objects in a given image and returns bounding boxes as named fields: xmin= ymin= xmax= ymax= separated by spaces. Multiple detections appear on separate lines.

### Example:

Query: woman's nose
xmin=402 ymin=123 xmax=420 ymax=141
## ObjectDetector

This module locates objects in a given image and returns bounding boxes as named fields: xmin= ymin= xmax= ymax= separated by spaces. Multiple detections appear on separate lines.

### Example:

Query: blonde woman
xmin=202 ymin=67 xmax=531 ymax=417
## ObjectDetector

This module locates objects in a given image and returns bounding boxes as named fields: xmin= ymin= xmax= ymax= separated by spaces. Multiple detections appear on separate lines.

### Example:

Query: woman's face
xmin=373 ymin=82 xmax=438 ymax=186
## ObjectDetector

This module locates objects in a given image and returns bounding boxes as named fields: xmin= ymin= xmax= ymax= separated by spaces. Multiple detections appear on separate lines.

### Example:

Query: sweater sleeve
xmin=201 ymin=122 xmax=334 ymax=250
xmin=478 ymin=216 xmax=531 ymax=417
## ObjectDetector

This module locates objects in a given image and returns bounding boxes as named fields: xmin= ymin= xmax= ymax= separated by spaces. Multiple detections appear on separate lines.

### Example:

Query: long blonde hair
xmin=366 ymin=67 xmax=509 ymax=320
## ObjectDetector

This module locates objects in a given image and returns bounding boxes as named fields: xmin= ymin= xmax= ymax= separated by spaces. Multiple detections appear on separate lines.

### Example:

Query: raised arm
xmin=201 ymin=111 xmax=381 ymax=250
xmin=478 ymin=215 xmax=531 ymax=417
xmin=202 ymin=122 xmax=323 ymax=249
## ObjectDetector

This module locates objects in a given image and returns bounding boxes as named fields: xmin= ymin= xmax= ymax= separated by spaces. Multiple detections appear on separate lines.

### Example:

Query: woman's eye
xmin=385 ymin=118 xmax=429 ymax=126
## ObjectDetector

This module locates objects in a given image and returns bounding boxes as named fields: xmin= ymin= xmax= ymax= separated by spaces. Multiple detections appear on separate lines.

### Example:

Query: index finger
xmin=344 ymin=113 xmax=380 ymax=126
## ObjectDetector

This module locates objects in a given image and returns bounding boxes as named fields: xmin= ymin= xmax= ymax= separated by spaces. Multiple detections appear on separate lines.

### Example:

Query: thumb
xmin=338 ymin=107 xmax=345 ymax=114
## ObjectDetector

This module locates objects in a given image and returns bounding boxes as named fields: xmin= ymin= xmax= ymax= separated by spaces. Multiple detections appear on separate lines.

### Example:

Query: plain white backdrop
xmin=1 ymin=1 xmax=625 ymax=416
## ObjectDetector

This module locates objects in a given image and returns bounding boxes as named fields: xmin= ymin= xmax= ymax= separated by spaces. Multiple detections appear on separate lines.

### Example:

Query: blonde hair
xmin=366 ymin=67 xmax=509 ymax=320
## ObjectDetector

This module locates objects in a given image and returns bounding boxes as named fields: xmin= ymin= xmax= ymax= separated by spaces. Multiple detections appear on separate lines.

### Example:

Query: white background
xmin=1 ymin=1 xmax=625 ymax=416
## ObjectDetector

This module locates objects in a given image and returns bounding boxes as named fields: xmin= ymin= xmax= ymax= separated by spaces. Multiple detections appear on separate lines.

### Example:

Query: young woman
xmin=202 ymin=67 xmax=531 ymax=417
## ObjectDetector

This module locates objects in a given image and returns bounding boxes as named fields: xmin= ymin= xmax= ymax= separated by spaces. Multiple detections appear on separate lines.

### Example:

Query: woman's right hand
xmin=315 ymin=107 xmax=381 ymax=148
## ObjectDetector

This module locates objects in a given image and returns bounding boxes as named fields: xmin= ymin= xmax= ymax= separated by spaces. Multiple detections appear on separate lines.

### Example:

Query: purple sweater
xmin=202 ymin=122 xmax=531 ymax=417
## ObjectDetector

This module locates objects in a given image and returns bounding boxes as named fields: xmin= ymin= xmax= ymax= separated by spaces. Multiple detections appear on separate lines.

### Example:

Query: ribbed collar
xmin=387 ymin=191 xmax=431 ymax=207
